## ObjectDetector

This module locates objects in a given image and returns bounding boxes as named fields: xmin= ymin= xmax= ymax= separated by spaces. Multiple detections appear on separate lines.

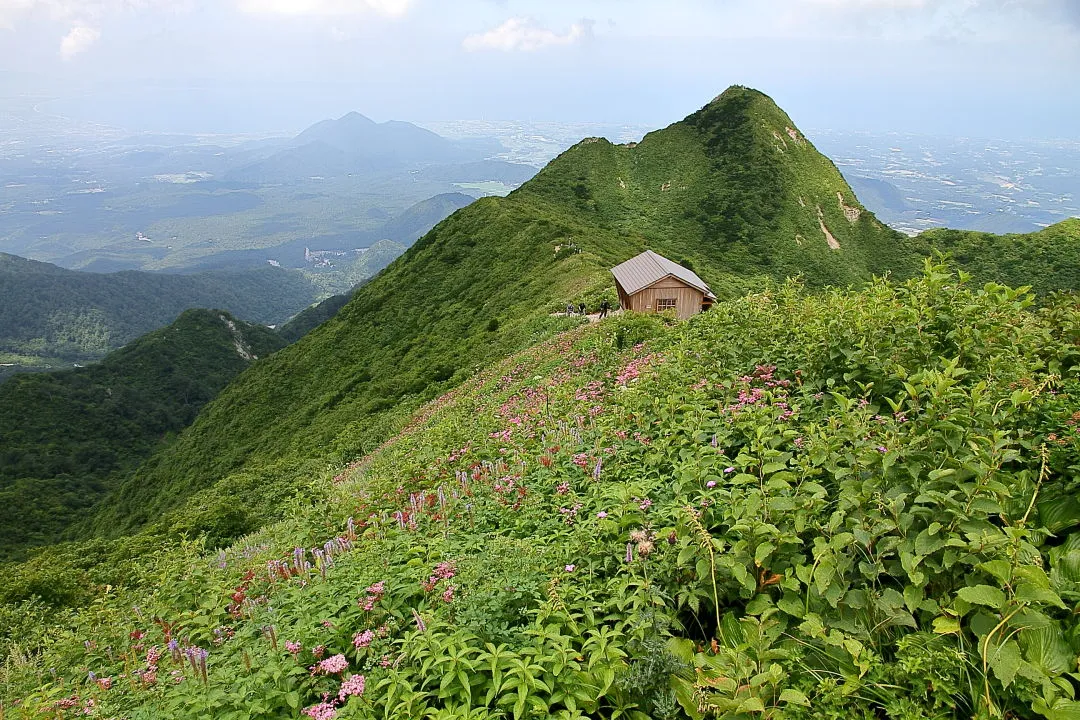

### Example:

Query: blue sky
xmin=1 ymin=0 xmax=1078 ymax=138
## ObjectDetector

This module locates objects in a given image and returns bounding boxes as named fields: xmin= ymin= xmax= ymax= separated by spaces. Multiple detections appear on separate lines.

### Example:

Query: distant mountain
xmin=0 ymin=309 xmax=284 ymax=559
xmin=845 ymin=175 xmax=912 ymax=214
xmin=0 ymin=254 xmax=320 ymax=374
xmin=380 ymin=192 xmax=476 ymax=241
xmin=293 ymin=112 xmax=464 ymax=160
xmin=227 ymin=112 xmax=520 ymax=183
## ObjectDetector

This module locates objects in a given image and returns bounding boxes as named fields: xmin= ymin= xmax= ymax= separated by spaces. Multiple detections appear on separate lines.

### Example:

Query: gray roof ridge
xmin=610 ymin=249 xmax=714 ymax=298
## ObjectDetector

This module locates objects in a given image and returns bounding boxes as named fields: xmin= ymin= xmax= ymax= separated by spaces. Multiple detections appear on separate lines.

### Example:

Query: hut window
xmin=656 ymin=298 xmax=676 ymax=312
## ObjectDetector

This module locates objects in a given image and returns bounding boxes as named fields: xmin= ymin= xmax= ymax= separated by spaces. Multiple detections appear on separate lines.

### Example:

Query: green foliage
xmin=0 ymin=310 xmax=284 ymax=559
xmin=4 ymin=265 xmax=1080 ymax=720
xmin=5 ymin=86 xmax=1080 ymax=719
xmin=909 ymin=219 xmax=1080 ymax=295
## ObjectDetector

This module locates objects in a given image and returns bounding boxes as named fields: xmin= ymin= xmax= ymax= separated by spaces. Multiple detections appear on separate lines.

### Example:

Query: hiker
xmin=579 ymin=302 xmax=586 ymax=316
xmin=566 ymin=303 xmax=575 ymax=317
xmin=599 ymin=299 xmax=610 ymax=319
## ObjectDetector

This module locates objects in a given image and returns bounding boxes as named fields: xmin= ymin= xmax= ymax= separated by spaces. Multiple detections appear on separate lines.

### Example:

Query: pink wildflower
xmin=285 ymin=641 xmax=302 ymax=656
xmin=596 ymin=511 xmax=608 ymax=519
xmin=338 ymin=673 xmax=366 ymax=701
xmin=317 ymin=654 xmax=348 ymax=675
xmin=303 ymin=702 xmax=337 ymax=720
xmin=353 ymin=630 xmax=375 ymax=649
xmin=706 ymin=480 xmax=717 ymax=488
xmin=565 ymin=564 xmax=576 ymax=572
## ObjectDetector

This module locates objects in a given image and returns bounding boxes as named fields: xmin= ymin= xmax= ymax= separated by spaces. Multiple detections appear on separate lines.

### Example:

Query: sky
xmin=1 ymin=0 xmax=1078 ymax=138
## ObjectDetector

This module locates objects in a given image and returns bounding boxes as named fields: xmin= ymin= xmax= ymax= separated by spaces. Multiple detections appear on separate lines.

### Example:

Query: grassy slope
xmin=0 ymin=310 xmax=284 ymax=559
xmin=0 ymin=254 xmax=319 ymax=367
xmin=5 ymin=268 xmax=1080 ymax=719
xmin=82 ymin=87 xmax=910 ymax=540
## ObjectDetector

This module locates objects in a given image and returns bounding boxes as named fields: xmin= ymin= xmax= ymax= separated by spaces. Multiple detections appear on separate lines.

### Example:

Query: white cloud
xmin=59 ymin=23 xmax=99 ymax=57
xmin=235 ymin=0 xmax=412 ymax=17
xmin=463 ymin=16 xmax=591 ymax=52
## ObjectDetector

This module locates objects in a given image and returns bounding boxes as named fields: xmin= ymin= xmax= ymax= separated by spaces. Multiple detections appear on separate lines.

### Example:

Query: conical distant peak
xmin=338 ymin=111 xmax=376 ymax=125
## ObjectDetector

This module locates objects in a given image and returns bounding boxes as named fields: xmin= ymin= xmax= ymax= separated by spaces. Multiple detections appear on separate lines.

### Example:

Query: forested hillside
xmin=911 ymin=219 xmax=1080 ymax=294
xmin=0 ymin=310 xmax=284 ymax=559
xmin=0 ymin=254 xmax=318 ymax=373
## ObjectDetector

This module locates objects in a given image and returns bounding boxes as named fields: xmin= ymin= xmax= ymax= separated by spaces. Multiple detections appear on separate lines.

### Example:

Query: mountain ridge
xmin=80 ymin=86 xmax=916 ymax=540
xmin=229 ymin=112 xmax=510 ymax=183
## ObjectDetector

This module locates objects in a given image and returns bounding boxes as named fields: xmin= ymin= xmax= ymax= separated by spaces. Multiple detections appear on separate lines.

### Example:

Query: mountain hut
xmin=610 ymin=250 xmax=716 ymax=320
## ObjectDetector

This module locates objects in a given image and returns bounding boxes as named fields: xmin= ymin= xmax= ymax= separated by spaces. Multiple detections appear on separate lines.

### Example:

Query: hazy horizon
xmin=2 ymin=0 xmax=1079 ymax=141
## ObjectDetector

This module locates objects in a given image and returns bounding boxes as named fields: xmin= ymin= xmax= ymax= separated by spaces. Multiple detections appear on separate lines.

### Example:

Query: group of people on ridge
xmin=565 ymin=299 xmax=612 ymax=319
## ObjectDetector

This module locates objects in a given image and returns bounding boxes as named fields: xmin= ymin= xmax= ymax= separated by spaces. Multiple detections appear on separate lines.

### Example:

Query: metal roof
xmin=610 ymin=250 xmax=716 ymax=299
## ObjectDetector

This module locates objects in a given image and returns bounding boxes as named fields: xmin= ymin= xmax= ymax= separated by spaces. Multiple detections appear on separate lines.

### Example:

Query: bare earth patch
xmin=837 ymin=192 xmax=862 ymax=223
xmin=817 ymin=207 xmax=841 ymax=250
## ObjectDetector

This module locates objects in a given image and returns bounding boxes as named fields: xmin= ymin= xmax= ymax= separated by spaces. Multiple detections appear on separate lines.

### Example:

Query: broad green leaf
xmin=932 ymin=616 xmax=961 ymax=635
xmin=736 ymin=697 xmax=766 ymax=713
xmin=956 ymin=584 xmax=1006 ymax=609
xmin=1034 ymin=698 xmax=1080 ymax=720
xmin=777 ymin=594 xmax=804 ymax=618
xmin=1016 ymin=583 xmax=1066 ymax=609
xmin=779 ymin=689 xmax=811 ymax=706
xmin=1039 ymin=494 xmax=1080 ymax=535
xmin=914 ymin=529 xmax=945 ymax=556
xmin=977 ymin=560 xmax=1012 ymax=585
xmin=1022 ymin=625 xmax=1075 ymax=676
xmin=988 ymin=639 xmax=1023 ymax=689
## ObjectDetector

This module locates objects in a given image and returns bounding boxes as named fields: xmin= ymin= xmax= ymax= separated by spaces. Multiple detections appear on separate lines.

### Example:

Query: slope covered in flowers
xmin=5 ymin=265 xmax=1080 ymax=720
